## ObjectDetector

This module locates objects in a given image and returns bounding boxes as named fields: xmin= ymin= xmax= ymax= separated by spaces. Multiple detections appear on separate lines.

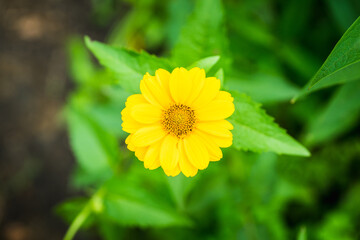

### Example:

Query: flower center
xmin=161 ymin=104 xmax=196 ymax=138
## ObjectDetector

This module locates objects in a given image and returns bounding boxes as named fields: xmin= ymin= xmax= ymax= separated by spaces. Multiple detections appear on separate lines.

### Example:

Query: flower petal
xmin=132 ymin=125 xmax=166 ymax=147
xmin=183 ymin=133 xmax=209 ymax=170
xmin=155 ymin=69 xmax=173 ymax=102
xmin=121 ymin=110 xmax=144 ymax=133
xmin=191 ymin=77 xmax=220 ymax=109
xmin=140 ymin=73 xmax=169 ymax=108
xmin=185 ymin=68 xmax=205 ymax=105
xmin=179 ymin=140 xmax=198 ymax=177
xmin=215 ymin=91 xmax=234 ymax=102
xmin=131 ymin=103 xmax=162 ymax=124
xmin=163 ymin=164 xmax=181 ymax=177
xmin=125 ymin=134 xmax=136 ymax=151
xmin=198 ymin=130 xmax=233 ymax=148
xmin=135 ymin=146 xmax=148 ymax=162
xmin=160 ymin=134 xmax=180 ymax=171
xmin=196 ymin=120 xmax=233 ymax=138
xmin=196 ymin=100 xmax=235 ymax=121
xmin=143 ymin=140 xmax=162 ymax=170
xmin=125 ymin=94 xmax=148 ymax=107
xmin=195 ymin=130 xmax=223 ymax=161
xmin=169 ymin=68 xmax=193 ymax=104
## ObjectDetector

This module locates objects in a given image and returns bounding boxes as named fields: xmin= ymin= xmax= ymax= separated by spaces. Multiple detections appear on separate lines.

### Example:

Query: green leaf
xmin=67 ymin=37 xmax=96 ymax=84
xmin=166 ymin=174 xmax=195 ymax=211
xmin=187 ymin=56 xmax=220 ymax=72
xmin=102 ymin=178 xmax=192 ymax=227
xmin=305 ymin=80 xmax=360 ymax=146
xmin=325 ymin=0 xmax=358 ymax=32
xmin=55 ymin=198 xmax=92 ymax=226
xmin=297 ymin=227 xmax=307 ymax=240
xmin=295 ymin=17 xmax=360 ymax=100
xmin=66 ymin=105 xmax=119 ymax=175
xmin=226 ymin=73 xmax=300 ymax=104
xmin=171 ymin=0 xmax=227 ymax=66
xmin=85 ymin=36 xmax=174 ymax=93
xmin=229 ymin=92 xmax=310 ymax=156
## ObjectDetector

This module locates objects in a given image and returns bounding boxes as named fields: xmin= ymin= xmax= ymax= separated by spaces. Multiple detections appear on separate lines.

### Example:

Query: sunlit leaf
xmin=187 ymin=56 xmax=220 ymax=72
xmin=102 ymin=178 xmax=192 ymax=227
xmin=66 ymin=105 xmax=119 ymax=174
xmin=295 ymin=17 xmax=360 ymax=100
xmin=67 ymin=37 xmax=97 ymax=84
xmin=85 ymin=36 xmax=174 ymax=93
xmin=229 ymin=92 xmax=310 ymax=156
xmin=172 ymin=0 xmax=227 ymax=66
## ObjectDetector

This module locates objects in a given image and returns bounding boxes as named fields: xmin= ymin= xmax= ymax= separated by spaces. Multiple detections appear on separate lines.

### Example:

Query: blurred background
xmin=1 ymin=0 xmax=360 ymax=239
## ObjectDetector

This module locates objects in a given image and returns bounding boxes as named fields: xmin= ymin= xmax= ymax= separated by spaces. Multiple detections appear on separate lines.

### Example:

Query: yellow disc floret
xmin=162 ymin=104 xmax=196 ymax=138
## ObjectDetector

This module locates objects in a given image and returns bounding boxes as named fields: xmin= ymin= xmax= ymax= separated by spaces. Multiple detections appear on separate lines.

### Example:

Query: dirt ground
xmin=0 ymin=0 xmax=113 ymax=239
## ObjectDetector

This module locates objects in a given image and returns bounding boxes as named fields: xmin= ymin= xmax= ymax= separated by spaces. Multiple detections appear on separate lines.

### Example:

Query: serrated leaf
xmin=102 ymin=179 xmax=192 ymax=227
xmin=305 ymin=80 xmax=360 ymax=146
xmin=66 ymin=105 xmax=119 ymax=174
xmin=295 ymin=17 xmax=360 ymax=100
xmin=187 ymin=56 xmax=220 ymax=72
xmin=171 ymin=0 xmax=227 ymax=66
xmin=229 ymin=92 xmax=310 ymax=156
xmin=85 ymin=36 xmax=174 ymax=93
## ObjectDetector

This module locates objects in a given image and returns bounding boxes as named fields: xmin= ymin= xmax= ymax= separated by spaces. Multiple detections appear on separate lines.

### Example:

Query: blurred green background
xmin=1 ymin=0 xmax=360 ymax=239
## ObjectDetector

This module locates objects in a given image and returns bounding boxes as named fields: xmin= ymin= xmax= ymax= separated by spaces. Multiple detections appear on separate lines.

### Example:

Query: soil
xmin=0 ymin=0 xmax=114 ymax=239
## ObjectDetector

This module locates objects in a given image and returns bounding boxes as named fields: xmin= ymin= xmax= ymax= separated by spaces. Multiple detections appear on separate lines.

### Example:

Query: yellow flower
xmin=121 ymin=67 xmax=235 ymax=177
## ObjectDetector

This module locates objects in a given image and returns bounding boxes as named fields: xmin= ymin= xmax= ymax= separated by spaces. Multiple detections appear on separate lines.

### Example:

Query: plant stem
xmin=63 ymin=201 xmax=92 ymax=240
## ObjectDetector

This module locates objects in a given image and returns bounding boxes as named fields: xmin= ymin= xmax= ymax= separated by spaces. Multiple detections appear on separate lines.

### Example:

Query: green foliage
xmin=85 ymin=37 xmax=174 ymax=93
xmin=171 ymin=0 xmax=228 ymax=66
xmin=66 ymin=104 xmax=119 ymax=176
xmin=229 ymin=92 xmax=310 ymax=156
xmin=102 ymin=178 xmax=192 ymax=227
xmin=226 ymin=73 xmax=300 ymax=104
xmin=296 ymin=17 xmax=360 ymax=99
xmin=297 ymin=227 xmax=307 ymax=240
xmin=59 ymin=0 xmax=360 ymax=239
xmin=305 ymin=80 xmax=360 ymax=146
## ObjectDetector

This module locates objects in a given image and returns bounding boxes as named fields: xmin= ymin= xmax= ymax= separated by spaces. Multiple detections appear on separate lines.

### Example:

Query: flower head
xmin=121 ymin=67 xmax=235 ymax=177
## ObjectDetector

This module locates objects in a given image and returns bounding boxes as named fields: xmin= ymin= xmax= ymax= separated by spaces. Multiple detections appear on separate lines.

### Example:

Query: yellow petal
xmin=140 ymin=74 xmax=166 ymax=108
xmin=135 ymin=146 xmax=148 ymax=162
xmin=155 ymin=69 xmax=173 ymax=102
xmin=196 ymin=100 xmax=235 ymax=121
xmin=131 ymin=104 xmax=162 ymax=124
xmin=215 ymin=91 xmax=234 ymax=102
xmin=143 ymin=140 xmax=162 ymax=170
xmin=122 ymin=95 xmax=149 ymax=133
xmin=183 ymin=133 xmax=209 ymax=170
xmin=195 ymin=130 xmax=223 ymax=161
xmin=132 ymin=125 xmax=166 ymax=147
xmin=121 ymin=111 xmax=144 ymax=133
xmin=143 ymin=72 xmax=174 ymax=108
xmin=125 ymin=94 xmax=148 ymax=107
xmin=186 ymin=68 xmax=206 ymax=105
xmin=196 ymin=120 xmax=233 ymax=138
xmin=163 ymin=164 xmax=181 ymax=177
xmin=198 ymin=130 xmax=233 ymax=148
xmin=169 ymin=68 xmax=193 ymax=104
xmin=125 ymin=134 xmax=136 ymax=151
xmin=160 ymin=134 xmax=180 ymax=171
xmin=178 ymin=140 xmax=198 ymax=177
xmin=191 ymin=77 xmax=220 ymax=109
